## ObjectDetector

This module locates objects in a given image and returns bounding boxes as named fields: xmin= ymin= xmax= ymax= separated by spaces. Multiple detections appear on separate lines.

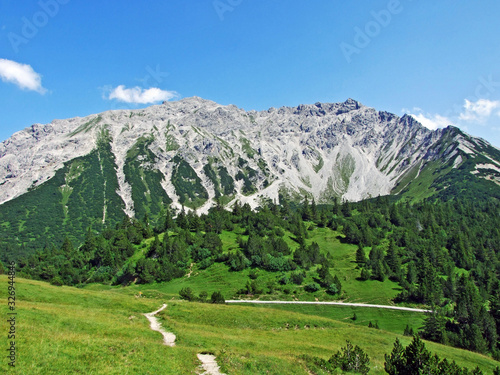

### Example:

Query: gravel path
xmin=225 ymin=300 xmax=431 ymax=313
xmin=197 ymin=354 xmax=226 ymax=375
xmin=144 ymin=305 xmax=224 ymax=373
xmin=143 ymin=304 xmax=176 ymax=346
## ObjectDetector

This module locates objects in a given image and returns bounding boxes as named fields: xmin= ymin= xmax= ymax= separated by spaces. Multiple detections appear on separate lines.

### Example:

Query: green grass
xmin=393 ymin=161 xmax=449 ymax=201
xmin=68 ymin=116 xmax=102 ymax=137
xmin=240 ymin=137 xmax=257 ymax=159
xmin=239 ymin=303 xmax=426 ymax=336
xmin=313 ymin=153 xmax=324 ymax=173
xmin=0 ymin=276 xmax=196 ymax=374
xmin=2 ymin=276 xmax=497 ymax=374
xmin=124 ymin=262 xmax=250 ymax=300
xmin=306 ymin=226 xmax=402 ymax=305
xmin=118 ymin=224 xmax=410 ymax=306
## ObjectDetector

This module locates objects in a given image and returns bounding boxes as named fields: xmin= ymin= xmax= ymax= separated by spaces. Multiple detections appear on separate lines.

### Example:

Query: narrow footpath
xmin=143 ymin=304 xmax=176 ymax=346
xmin=144 ymin=305 xmax=225 ymax=374
xmin=197 ymin=354 xmax=226 ymax=375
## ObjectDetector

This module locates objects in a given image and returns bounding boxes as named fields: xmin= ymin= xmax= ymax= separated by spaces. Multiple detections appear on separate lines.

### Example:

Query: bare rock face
xmin=0 ymin=97 xmax=498 ymax=214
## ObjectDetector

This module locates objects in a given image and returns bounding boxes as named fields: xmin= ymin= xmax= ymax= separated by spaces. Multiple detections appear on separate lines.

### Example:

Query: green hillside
xmin=1 ymin=276 xmax=498 ymax=374
xmin=123 ymin=136 xmax=172 ymax=223
xmin=0 ymin=131 xmax=125 ymax=260
xmin=9 ymin=193 xmax=500 ymax=372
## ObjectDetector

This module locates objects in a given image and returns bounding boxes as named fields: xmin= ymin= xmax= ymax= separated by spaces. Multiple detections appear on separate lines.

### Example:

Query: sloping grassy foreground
xmin=0 ymin=276 xmax=197 ymax=374
xmin=1 ymin=276 xmax=498 ymax=374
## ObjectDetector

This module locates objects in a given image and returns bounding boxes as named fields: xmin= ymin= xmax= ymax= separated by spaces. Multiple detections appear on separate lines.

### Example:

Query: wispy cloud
xmin=0 ymin=58 xmax=46 ymax=94
xmin=459 ymin=99 xmax=500 ymax=122
xmin=404 ymin=107 xmax=452 ymax=130
xmin=108 ymin=85 xmax=178 ymax=104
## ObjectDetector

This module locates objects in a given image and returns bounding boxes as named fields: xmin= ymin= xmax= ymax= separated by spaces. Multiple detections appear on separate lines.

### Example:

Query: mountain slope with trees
xmin=10 ymin=188 xmax=500 ymax=362
xmin=1 ymin=97 xmax=500 ymax=259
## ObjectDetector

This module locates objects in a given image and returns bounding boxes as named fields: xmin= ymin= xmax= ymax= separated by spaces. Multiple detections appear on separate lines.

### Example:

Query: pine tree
xmin=406 ymin=261 xmax=417 ymax=285
xmin=372 ymin=260 xmax=386 ymax=282
xmin=385 ymin=239 xmax=402 ymax=280
xmin=384 ymin=338 xmax=405 ymax=375
xmin=210 ymin=291 xmax=225 ymax=304
xmin=328 ymin=340 xmax=370 ymax=375
xmin=232 ymin=200 xmax=242 ymax=216
xmin=341 ymin=200 xmax=351 ymax=217
xmin=343 ymin=221 xmax=360 ymax=244
xmin=455 ymin=275 xmax=488 ymax=352
xmin=147 ymin=234 xmax=161 ymax=258
xmin=355 ymin=244 xmax=367 ymax=266
xmin=403 ymin=324 xmax=414 ymax=337
xmin=395 ymin=335 xmax=435 ymax=374
xmin=360 ymin=268 xmax=370 ymax=281
xmin=176 ymin=207 xmax=189 ymax=229
xmin=302 ymin=196 xmax=312 ymax=221
xmin=317 ymin=261 xmax=334 ymax=287
xmin=389 ymin=204 xmax=403 ymax=226
xmin=332 ymin=196 xmax=340 ymax=216
xmin=311 ymin=198 xmax=318 ymax=221
xmin=188 ymin=210 xmax=202 ymax=232
xmin=61 ymin=237 xmax=74 ymax=255
xmin=333 ymin=274 xmax=342 ymax=294
xmin=421 ymin=309 xmax=447 ymax=344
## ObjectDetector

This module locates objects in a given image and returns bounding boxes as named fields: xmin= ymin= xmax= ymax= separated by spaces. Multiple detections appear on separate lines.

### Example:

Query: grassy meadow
xmin=1 ymin=276 xmax=499 ymax=374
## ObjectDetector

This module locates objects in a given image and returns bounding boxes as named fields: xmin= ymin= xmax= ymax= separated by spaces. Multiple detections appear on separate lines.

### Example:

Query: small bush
xmin=179 ymin=287 xmax=195 ymax=301
xmin=290 ymin=271 xmax=305 ymax=285
xmin=329 ymin=340 xmax=370 ymax=375
xmin=249 ymin=269 xmax=259 ymax=279
xmin=278 ymin=274 xmax=289 ymax=285
xmin=326 ymin=283 xmax=339 ymax=295
xmin=211 ymin=291 xmax=225 ymax=304
xmin=50 ymin=276 xmax=64 ymax=286
xmin=199 ymin=291 xmax=208 ymax=301
xmin=403 ymin=324 xmax=414 ymax=336
xmin=304 ymin=282 xmax=320 ymax=292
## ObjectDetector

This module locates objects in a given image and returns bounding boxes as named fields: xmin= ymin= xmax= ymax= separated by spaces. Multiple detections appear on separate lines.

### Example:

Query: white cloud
xmin=405 ymin=108 xmax=452 ymax=130
xmin=108 ymin=85 xmax=177 ymax=104
xmin=459 ymin=99 xmax=500 ymax=122
xmin=0 ymin=58 xmax=46 ymax=94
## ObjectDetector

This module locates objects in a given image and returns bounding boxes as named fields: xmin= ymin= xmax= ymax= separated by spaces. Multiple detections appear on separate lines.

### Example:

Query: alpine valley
xmin=2 ymin=97 xmax=500 ymax=374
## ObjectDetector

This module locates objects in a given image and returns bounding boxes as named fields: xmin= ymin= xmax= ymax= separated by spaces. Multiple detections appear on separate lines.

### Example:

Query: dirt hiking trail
xmin=197 ymin=354 xmax=226 ymax=375
xmin=143 ymin=304 xmax=176 ymax=346
xmin=144 ymin=304 xmax=224 ymax=374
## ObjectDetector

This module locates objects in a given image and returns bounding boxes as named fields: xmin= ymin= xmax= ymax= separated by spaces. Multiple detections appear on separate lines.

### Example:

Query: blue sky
xmin=1 ymin=0 xmax=500 ymax=147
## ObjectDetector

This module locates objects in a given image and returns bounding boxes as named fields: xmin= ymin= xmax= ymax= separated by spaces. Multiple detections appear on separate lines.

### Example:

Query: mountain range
xmin=1 ymin=97 xmax=500 ymax=256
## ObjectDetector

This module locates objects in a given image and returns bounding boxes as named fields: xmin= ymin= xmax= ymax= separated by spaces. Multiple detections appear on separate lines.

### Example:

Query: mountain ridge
xmin=3 ymin=96 xmax=498 ymax=211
